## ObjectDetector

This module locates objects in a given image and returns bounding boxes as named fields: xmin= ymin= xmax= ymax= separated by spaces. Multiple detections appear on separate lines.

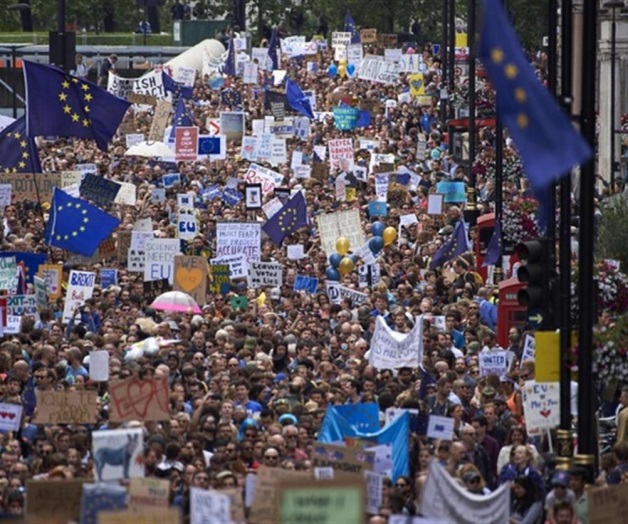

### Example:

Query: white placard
xmin=62 ymin=270 xmax=96 ymax=323
xmin=316 ymin=209 xmax=365 ymax=255
xmin=328 ymin=138 xmax=354 ymax=170
xmin=174 ymin=65 xmax=196 ymax=87
xmin=427 ymin=194 xmax=444 ymax=215
xmin=114 ymin=182 xmax=137 ymax=206
xmin=326 ymin=281 xmax=341 ymax=304
xmin=216 ymin=222 xmax=261 ymax=264
xmin=520 ymin=334 xmax=535 ymax=365
xmin=331 ymin=32 xmax=352 ymax=48
xmin=4 ymin=315 xmax=21 ymax=334
xmin=190 ymin=488 xmax=233 ymax=524
xmin=427 ymin=415 xmax=455 ymax=440
xmin=243 ymin=62 xmax=258 ymax=84
xmin=347 ymin=44 xmax=364 ymax=64
xmin=399 ymin=54 xmax=423 ymax=73
xmin=125 ymin=133 xmax=144 ymax=148
xmin=368 ymin=315 xmax=424 ymax=369
xmin=0 ymin=257 xmax=16 ymax=293
xmin=143 ymin=238 xmax=180 ymax=284
xmin=247 ymin=262 xmax=283 ymax=288
xmin=384 ymin=48 xmax=403 ymax=62
xmin=210 ymin=253 xmax=248 ymax=280
xmin=93 ymin=428 xmax=144 ymax=481
xmin=521 ymin=381 xmax=560 ymax=434
xmin=0 ymin=184 xmax=12 ymax=206
xmin=478 ymin=350 xmax=509 ymax=377
xmin=244 ymin=163 xmax=284 ymax=194
xmin=399 ymin=213 xmax=418 ymax=227
xmin=358 ymin=56 xmax=401 ymax=84
xmin=365 ymin=470 xmax=384 ymax=515
xmin=89 ymin=350 xmax=109 ymax=382
xmin=178 ymin=209 xmax=198 ymax=240
xmin=0 ymin=402 xmax=22 ymax=432
xmin=287 ymin=244 xmax=305 ymax=260
xmin=262 ymin=197 xmax=283 ymax=220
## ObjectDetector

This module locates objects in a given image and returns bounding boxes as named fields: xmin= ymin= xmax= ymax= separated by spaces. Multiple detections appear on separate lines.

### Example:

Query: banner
xmin=368 ymin=315 xmax=424 ymax=369
xmin=107 ymin=70 xmax=165 ymax=101
xmin=62 ymin=270 xmax=96 ymax=323
xmin=216 ymin=222 xmax=261 ymax=264
xmin=247 ymin=261 xmax=283 ymax=289
xmin=420 ymin=460 xmax=510 ymax=524
xmin=316 ymin=209 xmax=365 ymax=255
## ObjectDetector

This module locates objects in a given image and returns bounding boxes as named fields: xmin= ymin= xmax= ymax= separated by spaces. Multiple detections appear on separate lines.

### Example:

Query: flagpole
xmin=441 ymin=0 xmax=449 ymax=124
xmin=576 ymin=0 xmax=598 ymax=482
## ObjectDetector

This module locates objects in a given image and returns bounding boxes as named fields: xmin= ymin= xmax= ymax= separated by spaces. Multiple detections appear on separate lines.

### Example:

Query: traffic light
xmin=516 ymin=239 xmax=554 ymax=329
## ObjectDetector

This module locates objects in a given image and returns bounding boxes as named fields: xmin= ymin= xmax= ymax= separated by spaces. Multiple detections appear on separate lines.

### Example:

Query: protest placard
xmin=478 ymin=350 xmax=509 ymax=376
xmin=62 ymin=270 xmax=96 ymax=323
xmin=427 ymin=415 xmax=455 ymax=440
xmin=0 ymin=402 xmax=22 ymax=432
xmin=144 ymin=238 xmax=180 ymax=284
xmin=148 ymin=100 xmax=172 ymax=142
xmin=358 ymin=56 xmax=401 ymax=84
xmin=365 ymin=470 xmax=385 ymax=515
xmin=113 ymin=181 xmax=137 ymax=206
xmin=277 ymin=479 xmax=365 ymax=524
xmin=128 ymin=477 xmax=171 ymax=509
xmin=0 ymin=183 xmax=11 ymax=206
xmin=209 ymin=264 xmax=231 ymax=294
xmin=98 ymin=509 xmax=181 ymax=524
xmin=286 ymin=244 xmax=304 ymax=260
xmin=79 ymin=173 xmax=121 ymax=208
xmin=294 ymin=275 xmax=319 ymax=293
xmin=37 ymin=264 xmax=62 ymax=299
xmin=92 ymin=428 xmax=144 ymax=481
xmin=360 ymin=28 xmax=378 ymax=43
xmin=89 ymin=350 xmax=109 ymax=382
xmin=26 ymin=480 xmax=84 ymax=524
xmin=521 ymin=381 xmax=559 ymax=434
xmin=587 ymin=482 xmax=628 ymax=524
xmin=250 ymin=467 xmax=310 ymax=524
xmin=190 ymin=488 xmax=233 ymax=524
xmin=210 ymin=254 xmax=248 ymax=280
xmin=311 ymin=443 xmax=374 ymax=478
xmin=316 ymin=209 xmax=365 ymax=255
xmin=436 ymin=181 xmax=467 ymax=203
xmin=177 ymin=208 xmax=198 ymax=240
xmin=338 ymin=285 xmax=369 ymax=306
xmin=244 ymin=163 xmax=284 ymax=194
xmin=328 ymin=138 xmax=354 ymax=170
xmin=175 ymin=127 xmax=199 ymax=161
xmin=33 ymin=390 xmax=98 ymax=424
xmin=34 ymin=275 xmax=47 ymax=310
xmin=173 ymin=256 xmax=207 ymax=305
xmin=369 ymin=315 xmax=424 ymax=369
xmin=248 ymin=262 xmax=283 ymax=288
xmin=0 ymin=256 xmax=16 ymax=292
xmin=108 ymin=376 xmax=170 ymax=422
xmin=4 ymin=172 xmax=62 ymax=202
xmin=216 ymin=222 xmax=261 ymax=264
xmin=220 ymin=111 xmax=245 ymax=144
xmin=427 ymin=194 xmax=444 ymax=215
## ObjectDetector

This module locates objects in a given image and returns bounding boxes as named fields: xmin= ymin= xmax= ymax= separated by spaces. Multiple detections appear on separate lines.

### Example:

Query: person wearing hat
xmin=544 ymin=471 xmax=576 ymax=522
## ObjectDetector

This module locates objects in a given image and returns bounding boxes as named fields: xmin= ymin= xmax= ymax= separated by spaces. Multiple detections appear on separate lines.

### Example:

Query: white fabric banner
xmin=368 ymin=315 xmax=424 ymax=369
xmin=420 ymin=461 xmax=510 ymax=524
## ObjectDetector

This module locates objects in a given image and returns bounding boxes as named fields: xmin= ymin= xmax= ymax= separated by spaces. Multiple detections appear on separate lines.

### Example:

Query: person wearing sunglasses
xmin=460 ymin=465 xmax=490 ymax=495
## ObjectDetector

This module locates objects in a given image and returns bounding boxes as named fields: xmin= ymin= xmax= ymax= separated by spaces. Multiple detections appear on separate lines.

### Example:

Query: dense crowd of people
xmin=0 ymin=25 xmax=624 ymax=524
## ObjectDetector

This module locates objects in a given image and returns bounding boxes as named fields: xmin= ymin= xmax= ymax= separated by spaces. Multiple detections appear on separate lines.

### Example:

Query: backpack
xmin=469 ymin=271 xmax=484 ymax=287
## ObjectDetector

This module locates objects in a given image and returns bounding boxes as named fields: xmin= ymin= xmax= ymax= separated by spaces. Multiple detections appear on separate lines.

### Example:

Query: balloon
xmin=406 ymin=47 xmax=416 ymax=54
xmin=371 ymin=221 xmax=385 ymax=237
xmin=339 ymin=59 xmax=347 ymax=66
xmin=339 ymin=257 xmax=354 ymax=276
xmin=369 ymin=236 xmax=384 ymax=253
xmin=338 ymin=65 xmax=346 ymax=78
xmin=383 ymin=226 xmax=397 ymax=246
xmin=329 ymin=253 xmax=343 ymax=268
xmin=328 ymin=64 xmax=338 ymax=77
xmin=347 ymin=63 xmax=356 ymax=75
xmin=350 ymin=254 xmax=359 ymax=264
xmin=336 ymin=237 xmax=350 ymax=255
xmin=326 ymin=267 xmax=341 ymax=281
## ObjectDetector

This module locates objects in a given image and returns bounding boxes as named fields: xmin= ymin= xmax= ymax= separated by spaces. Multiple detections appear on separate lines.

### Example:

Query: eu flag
xmin=483 ymin=219 xmax=502 ymax=267
xmin=221 ymin=88 xmax=242 ymax=108
xmin=0 ymin=252 xmax=47 ymax=284
xmin=45 ymin=188 xmax=120 ymax=256
xmin=268 ymin=28 xmax=279 ymax=71
xmin=479 ymin=0 xmax=591 ymax=222
xmin=429 ymin=220 xmax=470 ymax=270
xmin=168 ymin=97 xmax=194 ymax=141
xmin=23 ymin=61 xmax=131 ymax=151
xmin=161 ymin=71 xmax=193 ymax=100
xmin=285 ymin=79 xmax=314 ymax=120
xmin=0 ymin=116 xmax=42 ymax=173
xmin=262 ymin=191 xmax=308 ymax=246
xmin=222 ymin=35 xmax=236 ymax=77
xmin=344 ymin=12 xmax=360 ymax=44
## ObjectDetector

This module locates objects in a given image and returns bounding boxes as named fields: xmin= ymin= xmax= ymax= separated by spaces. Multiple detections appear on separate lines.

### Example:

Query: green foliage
xmin=597 ymin=198 xmax=628 ymax=272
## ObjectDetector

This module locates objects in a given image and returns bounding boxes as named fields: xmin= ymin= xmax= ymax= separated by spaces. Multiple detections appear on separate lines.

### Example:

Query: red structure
xmin=497 ymin=276 xmax=527 ymax=348
xmin=475 ymin=213 xmax=495 ymax=281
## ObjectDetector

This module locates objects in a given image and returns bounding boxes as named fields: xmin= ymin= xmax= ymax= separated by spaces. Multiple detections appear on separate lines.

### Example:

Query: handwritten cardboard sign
xmin=108 ymin=376 xmax=170 ymax=422
xmin=117 ymin=231 xmax=132 ymax=265
xmin=587 ymin=482 xmax=628 ymax=524
xmin=250 ymin=466 xmax=310 ymax=524
xmin=126 ymin=92 xmax=157 ymax=106
xmin=26 ymin=480 xmax=84 ymax=524
xmin=360 ymin=28 xmax=377 ymax=44
xmin=5 ymin=172 xmax=62 ymax=202
xmin=33 ymin=390 xmax=98 ymax=424
xmin=277 ymin=479 xmax=365 ymax=524
xmin=148 ymin=100 xmax=172 ymax=142
xmin=99 ymin=509 xmax=181 ymax=524
xmin=173 ymin=256 xmax=207 ymax=305
xmin=129 ymin=477 xmax=170 ymax=509
xmin=311 ymin=443 xmax=374 ymax=478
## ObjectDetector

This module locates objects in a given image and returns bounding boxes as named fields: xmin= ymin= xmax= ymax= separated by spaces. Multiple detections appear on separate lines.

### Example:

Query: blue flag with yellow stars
xmin=23 ymin=61 xmax=131 ymax=152
xmin=285 ymin=78 xmax=314 ymax=120
xmin=45 ymin=188 xmax=120 ymax=257
xmin=221 ymin=87 xmax=242 ymax=108
xmin=0 ymin=116 xmax=42 ymax=173
xmin=162 ymin=71 xmax=193 ymax=100
xmin=344 ymin=12 xmax=360 ymax=44
xmin=483 ymin=219 xmax=502 ymax=267
xmin=262 ymin=191 xmax=308 ymax=246
xmin=479 ymin=0 xmax=591 ymax=224
xmin=0 ymin=252 xmax=47 ymax=284
xmin=429 ymin=220 xmax=470 ymax=270
xmin=268 ymin=28 xmax=279 ymax=71
xmin=222 ymin=35 xmax=236 ymax=77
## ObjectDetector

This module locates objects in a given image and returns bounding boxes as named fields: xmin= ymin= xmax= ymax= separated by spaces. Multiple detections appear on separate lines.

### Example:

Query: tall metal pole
xmin=466 ymin=0 xmax=478 ymax=223
xmin=448 ymin=0 xmax=456 ymax=120
xmin=57 ymin=0 xmax=66 ymax=71
xmin=547 ymin=0 xmax=558 ymax=246
xmin=576 ymin=0 xmax=598 ymax=482
xmin=441 ymin=0 xmax=449 ymax=124
xmin=557 ymin=0 xmax=574 ymax=471
xmin=610 ymin=4 xmax=618 ymax=190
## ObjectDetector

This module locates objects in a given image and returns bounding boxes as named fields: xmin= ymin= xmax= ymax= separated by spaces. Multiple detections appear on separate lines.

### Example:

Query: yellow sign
xmin=455 ymin=33 xmax=468 ymax=48
xmin=534 ymin=331 xmax=560 ymax=382
xmin=408 ymin=73 xmax=425 ymax=97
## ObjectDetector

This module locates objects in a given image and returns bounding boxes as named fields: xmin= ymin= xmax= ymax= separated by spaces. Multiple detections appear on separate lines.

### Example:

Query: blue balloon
xmin=347 ymin=63 xmax=356 ymax=75
xmin=369 ymin=236 xmax=384 ymax=253
xmin=371 ymin=221 xmax=385 ymax=237
xmin=329 ymin=253 xmax=343 ymax=269
xmin=326 ymin=267 xmax=341 ymax=281
xmin=350 ymin=254 xmax=359 ymax=264
xmin=328 ymin=64 xmax=338 ymax=77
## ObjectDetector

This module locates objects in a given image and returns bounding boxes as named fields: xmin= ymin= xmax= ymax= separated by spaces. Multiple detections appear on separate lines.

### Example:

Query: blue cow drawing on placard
xmin=94 ymin=433 xmax=139 ymax=481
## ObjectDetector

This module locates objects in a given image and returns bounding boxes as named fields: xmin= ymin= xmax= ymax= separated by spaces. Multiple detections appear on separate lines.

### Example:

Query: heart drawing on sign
xmin=0 ymin=411 xmax=15 ymax=420
xmin=175 ymin=267 xmax=204 ymax=292
xmin=410 ymin=79 xmax=423 ymax=91
xmin=540 ymin=409 xmax=551 ymax=418
xmin=127 ymin=380 xmax=154 ymax=419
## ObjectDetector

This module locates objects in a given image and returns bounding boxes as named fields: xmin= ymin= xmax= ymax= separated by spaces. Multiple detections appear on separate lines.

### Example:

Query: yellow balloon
xmin=383 ymin=227 xmax=397 ymax=246
xmin=339 ymin=257 xmax=354 ymax=276
xmin=336 ymin=237 xmax=351 ymax=255
xmin=339 ymin=59 xmax=347 ymax=66
xmin=338 ymin=65 xmax=347 ymax=78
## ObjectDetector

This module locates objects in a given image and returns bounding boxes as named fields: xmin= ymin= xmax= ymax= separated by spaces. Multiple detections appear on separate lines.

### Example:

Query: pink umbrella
xmin=150 ymin=291 xmax=202 ymax=314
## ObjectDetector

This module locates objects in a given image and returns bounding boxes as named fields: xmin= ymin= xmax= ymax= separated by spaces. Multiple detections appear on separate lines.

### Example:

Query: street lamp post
xmin=604 ymin=0 xmax=624 ymax=190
